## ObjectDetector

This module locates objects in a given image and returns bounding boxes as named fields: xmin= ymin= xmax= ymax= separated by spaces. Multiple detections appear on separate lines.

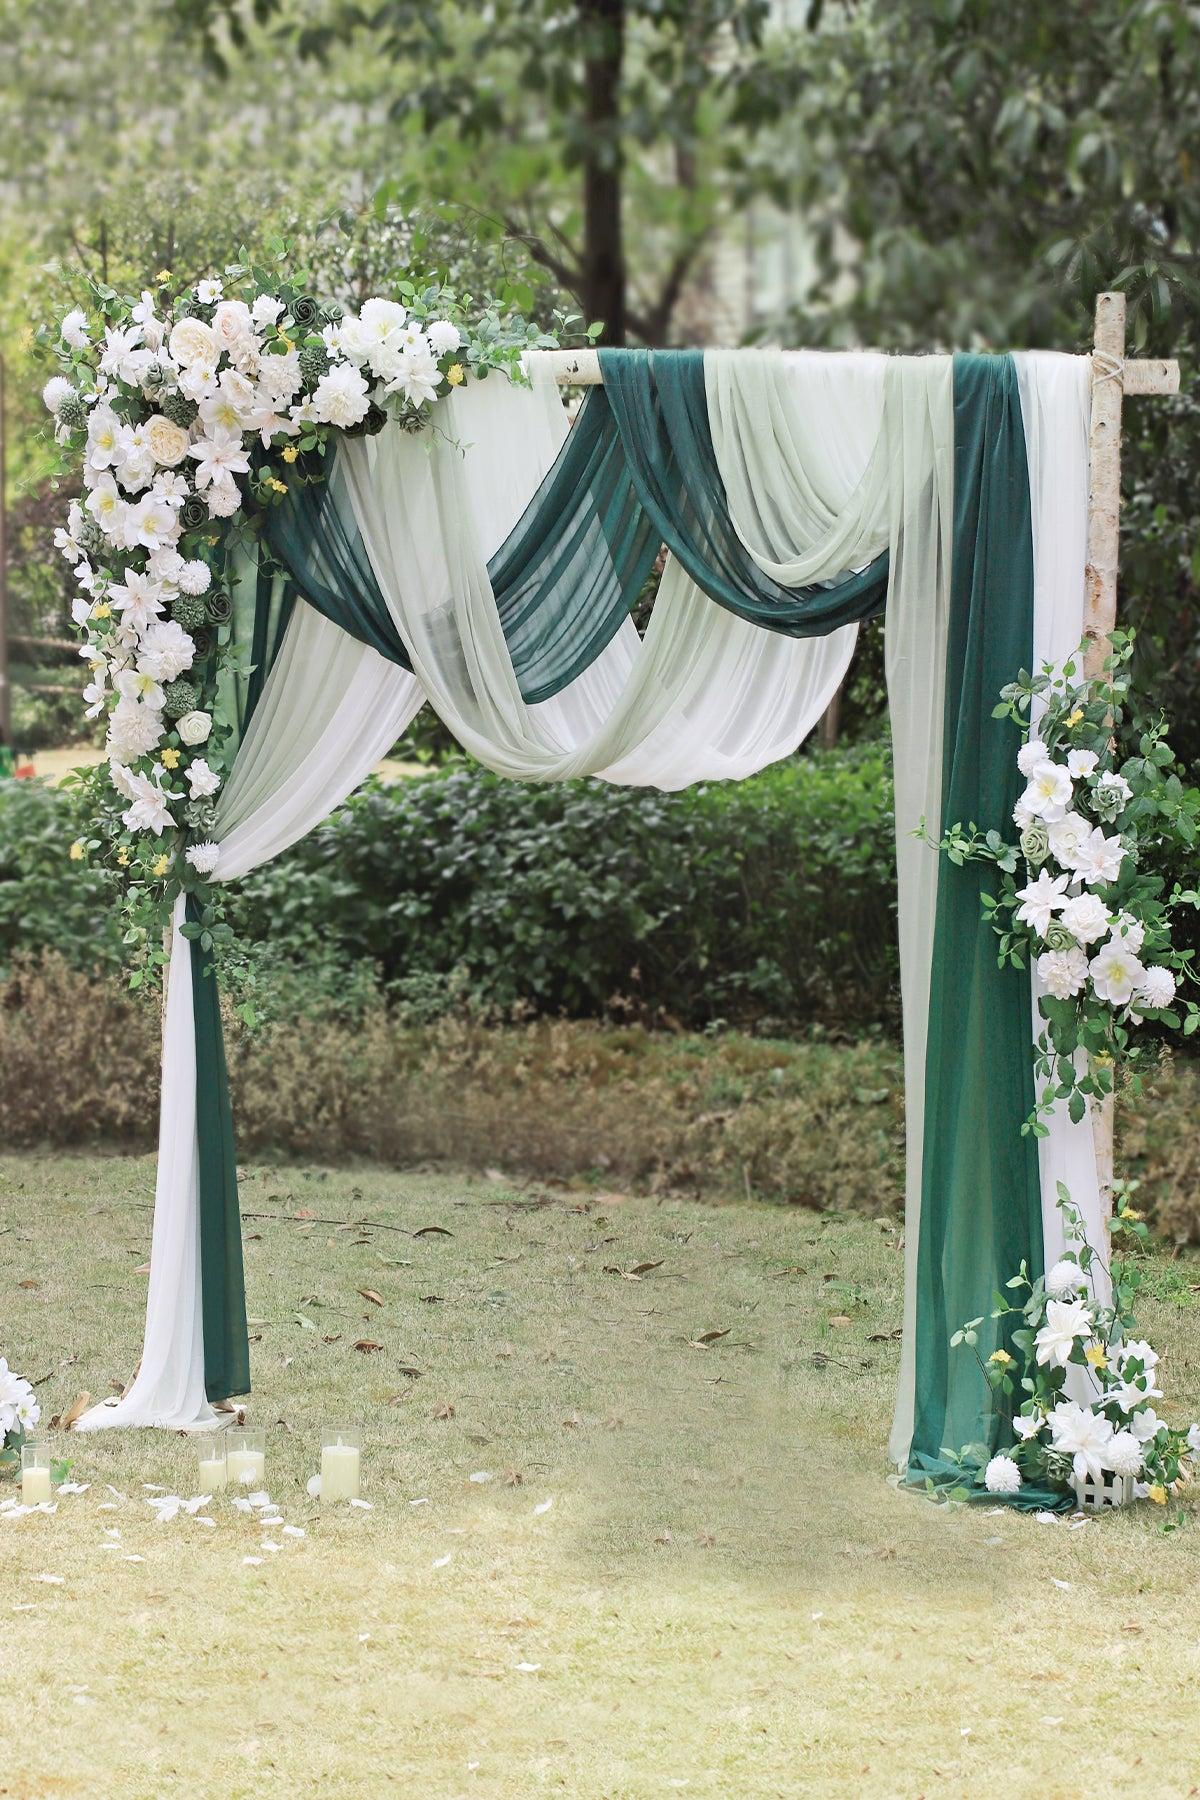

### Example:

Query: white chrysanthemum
xmin=1067 ymin=748 xmax=1099 ymax=777
xmin=1046 ymin=811 xmax=1089 ymax=870
xmin=187 ymin=758 xmax=221 ymax=799
xmin=138 ymin=619 xmax=195 ymax=683
xmin=1060 ymin=892 xmax=1111 ymax=947
xmin=1017 ymin=737 xmax=1049 ymax=777
xmin=206 ymin=479 xmax=243 ymax=519
xmin=1090 ymin=941 xmax=1146 ymax=1008
xmin=169 ymin=316 xmax=219 ymax=369
xmin=251 ymin=294 xmax=284 ymax=327
xmin=1137 ymin=966 xmax=1176 ymax=1009
xmin=1014 ymin=869 xmax=1069 ymax=936
xmin=185 ymin=841 xmax=220 ymax=875
xmin=257 ymin=349 xmax=303 ymax=403
xmin=1047 ymin=1400 xmax=1114 ymax=1484
xmin=1104 ymin=1430 xmax=1143 ymax=1477
xmin=1022 ymin=760 xmax=1073 ymax=823
xmin=145 ymin=414 xmax=190 ymax=468
xmin=312 ymin=361 xmax=370 ymax=428
xmin=177 ymin=560 xmax=212 ymax=596
xmin=425 ymin=318 xmax=461 ymax=354
xmin=1037 ymin=946 xmax=1088 ymax=1000
xmin=983 ymin=1453 xmax=1022 ymax=1494
xmin=1035 ymin=1298 xmax=1093 ymax=1369
xmin=43 ymin=375 xmax=76 ymax=415
xmin=1044 ymin=1258 xmax=1084 ymax=1300
xmin=61 ymin=307 xmax=90 ymax=348
xmin=176 ymin=710 xmax=212 ymax=746
xmin=106 ymin=699 xmax=165 ymax=763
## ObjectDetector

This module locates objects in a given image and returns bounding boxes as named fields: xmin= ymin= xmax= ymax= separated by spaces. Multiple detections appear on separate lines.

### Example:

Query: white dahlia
xmin=983 ymin=1453 xmax=1022 ymax=1495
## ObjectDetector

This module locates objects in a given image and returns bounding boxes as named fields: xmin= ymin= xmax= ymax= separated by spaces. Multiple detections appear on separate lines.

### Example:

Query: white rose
xmin=211 ymin=299 xmax=254 ymax=354
xmin=187 ymin=758 xmax=221 ymax=799
xmin=176 ymin=710 xmax=212 ymax=746
xmin=1060 ymin=892 xmax=1111 ymax=947
xmin=169 ymin=316 xmax=219 ymax=368
xmin=145 ymin=414 xmax=191 ymax=467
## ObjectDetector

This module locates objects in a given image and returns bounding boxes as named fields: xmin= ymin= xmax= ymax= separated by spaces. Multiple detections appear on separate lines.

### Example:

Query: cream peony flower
xmin=312 ymin=361 xmax=370 ymax=428
xmin=983 ymin=1454 xmax=1022 ymax=1494
xmin=145 ymin=414 xmax=191 ymax=467
xmin=1037 ymin=946 xmax=1088 ymax=1000
xmin=211 ymin=298 xmax=254 ymax=356
xmin=169 ymin=316 xmax=219 ymax=369
xmin=176 ymin=710 xmax=212 ymax=746
xmin=1046 ymin=811 xmax=1090 ymax=869
xmin=137 ymin=619 xmax=195 ymax=683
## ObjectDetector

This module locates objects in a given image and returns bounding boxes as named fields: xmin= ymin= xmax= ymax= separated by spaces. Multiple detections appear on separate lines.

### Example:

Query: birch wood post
xmin=1083 ymin=291 xmax=1126 ymax=1215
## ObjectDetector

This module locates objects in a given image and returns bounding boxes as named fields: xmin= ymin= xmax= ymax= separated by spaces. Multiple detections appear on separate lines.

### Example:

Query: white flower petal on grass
xmin=31 ymin=1573 xmax=64 ymax=1585
xmin=533 ymin=1498 xmax=555 ymax=1516
xmin=432 ymin=1553 xmax=453 ymax=1569
xmin=260 ymin=1541 xmax=282 ymax=1554
xmin=514 ymin=1662 xmax=541 ymax=1674
xmin=1035 ymin=1511 xmax=1060 ymax=1525
xmin=56 ymin=1482 xmax=89 ymax=1495
xmin=1051 ymin=1577 xmax=1071 ymax=1591
xmin=306 ymin=1475 xmax=322 ymax=1499
xmin=409 ymin=1497 xmax=430 ymax=1508
xmin=242 ymin=1556 xmax=264 ymax=1567
xmin=282 ymin=1525 xmax=306 ymax=1539
xmin=124 ymin=1555 xmax=145 ymax=1563
xmin=468 ymin=1471 xmax=493 ymax=1484
xmin=349 ymin=1498 xmax=373 ymax=1510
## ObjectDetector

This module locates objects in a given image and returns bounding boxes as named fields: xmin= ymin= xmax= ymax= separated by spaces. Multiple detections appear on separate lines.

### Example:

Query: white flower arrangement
xmin=0 ymin=1359 xmax=41 ymax=1473
xmin=931 ymin=636 xmax=1200 ymax=1135
xmin=41 ymin=251 xmax=592 ymax=975
xmin=950 ymin=1186 xmax=1199 ymax=1508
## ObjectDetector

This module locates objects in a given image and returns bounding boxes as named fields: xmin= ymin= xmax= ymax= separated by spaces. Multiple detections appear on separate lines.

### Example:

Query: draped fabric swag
xmin=77 ymin=347 xmax=1100 ymax=1501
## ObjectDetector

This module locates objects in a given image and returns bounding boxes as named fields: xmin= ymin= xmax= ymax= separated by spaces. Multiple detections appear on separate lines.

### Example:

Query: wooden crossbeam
xmin=545 ymin=310 xmax=1183 ymax=1215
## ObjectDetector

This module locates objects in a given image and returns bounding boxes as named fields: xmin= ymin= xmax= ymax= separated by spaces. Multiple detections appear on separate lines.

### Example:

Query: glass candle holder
xmin=21 ymin=1440 xmax=52 ymax=1506
xmin=196 ymin=1434 xmax=228 ymax=1494
xmin=320 ymin=1425 xmax=361 ymax=1502
xmin=225 ymin=1428 xmax=266 ymax=1490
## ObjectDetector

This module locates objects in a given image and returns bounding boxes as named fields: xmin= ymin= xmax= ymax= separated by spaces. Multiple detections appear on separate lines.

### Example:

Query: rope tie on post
xmin=1092 ymin=348 xmax=1125 ymax=385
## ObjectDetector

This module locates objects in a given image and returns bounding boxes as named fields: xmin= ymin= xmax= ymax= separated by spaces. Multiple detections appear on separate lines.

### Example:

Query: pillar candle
xmin=320 ymin=1439 xmax=361 ymax=1502
xmin=197 ymin=1455 xmax=228 ymax=1494
xmin=226 ymin=1448 xmax=266 ymax=1487
xmin=21 ymin=1464 xmax=52 ymax=1505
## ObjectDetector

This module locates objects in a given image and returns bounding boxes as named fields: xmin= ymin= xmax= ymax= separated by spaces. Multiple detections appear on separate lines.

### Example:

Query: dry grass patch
xmin=3 ymin=1153 xmax=1200 ymax=1797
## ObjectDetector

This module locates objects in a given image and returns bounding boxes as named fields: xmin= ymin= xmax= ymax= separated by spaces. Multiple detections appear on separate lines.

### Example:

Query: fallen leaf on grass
xmin=603 ymin=1260 xmax=663 ymax=1281
xmin=17 ymin=1278 xmax=38 ymax=1290
xmin=433 ymin=1402 xmax=456 ymax=1421
xmin=295 ymin=1314 xmax=317 ymax=1332
xmin=828 ymin=1316 xmax=853 ymax=1328
xmin=353 ymin=1340 xmax=384 ymax=1354
xmin=413 ymin=1225 xmax=454 ymax=1238
xmin=687 ymin=1328 xmax=730 ymax=1349
xmin=134 ymin=1263 xmax=151 ymax=1275
xmin=59 ymin=1392 xmax=91 ymax=1431
xmin=358 ymin=1289 xmax=385 ymax=1307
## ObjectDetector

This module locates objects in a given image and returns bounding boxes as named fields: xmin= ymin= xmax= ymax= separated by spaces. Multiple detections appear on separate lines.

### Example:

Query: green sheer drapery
xmin=906 ymin=353 xmax=1051 ymax=1504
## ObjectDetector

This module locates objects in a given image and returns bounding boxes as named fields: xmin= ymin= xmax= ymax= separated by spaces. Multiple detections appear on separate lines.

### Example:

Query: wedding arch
xmin=44 ymin=271 xmax=1178 ymax=1491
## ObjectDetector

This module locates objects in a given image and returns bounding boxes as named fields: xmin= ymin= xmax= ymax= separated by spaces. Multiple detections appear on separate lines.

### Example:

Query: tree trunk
xmin=581 ymin=0 xmax=626 ymax=345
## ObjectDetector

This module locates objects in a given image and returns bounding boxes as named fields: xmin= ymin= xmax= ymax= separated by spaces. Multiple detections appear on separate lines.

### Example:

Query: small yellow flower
xmin=69 ymin=839 xmax=85 ymax=862
xmin=446 ymin=363 xmax=465 ymax=386
xmin=116 ymin=846 xmax=131 ymax=867
xmin=1085 ymin=1344 xmax=1108 ymax=1371
xmin=988 ymin=1349 xmax=1013 ymax=1366
xmin=1148 ymin=1484 xmax=1168 ymax=1505
xmin=279 ymin=334 xmax=295 ymax=352
xmin=1093 ymin=1051 xmax=1114 ymax=1068
xmin=267 ymin=477 xmax=288 ymax=494
xmin=156 ymin=269 xmax=173 ymax=284
xmin=152 ymin=853 xmax=170 ymax=878
xmin=92 ymin=601 xmax=111 ymax=619
xmin=282 ymin=445 xmax=299 ymax=463
xmin=1120 ymin=1206 xmax=1143 ymax=1223
xmin=1066 ymin=707 xmax=1085 ymax=728
xmin=161 ymin=747 xmax=181 ymax=769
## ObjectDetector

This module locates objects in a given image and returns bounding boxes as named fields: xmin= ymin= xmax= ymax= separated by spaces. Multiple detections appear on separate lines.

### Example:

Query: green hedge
xmin=229 ymin=746 xmax=900 ymax=1031
xmin=0 ymin=747 xmax=901 ymax=1031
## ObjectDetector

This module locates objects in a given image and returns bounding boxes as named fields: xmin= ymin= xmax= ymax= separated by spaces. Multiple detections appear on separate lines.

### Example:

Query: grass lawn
xmin=4 ymin=1153 xmax=1200 ymax=1798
